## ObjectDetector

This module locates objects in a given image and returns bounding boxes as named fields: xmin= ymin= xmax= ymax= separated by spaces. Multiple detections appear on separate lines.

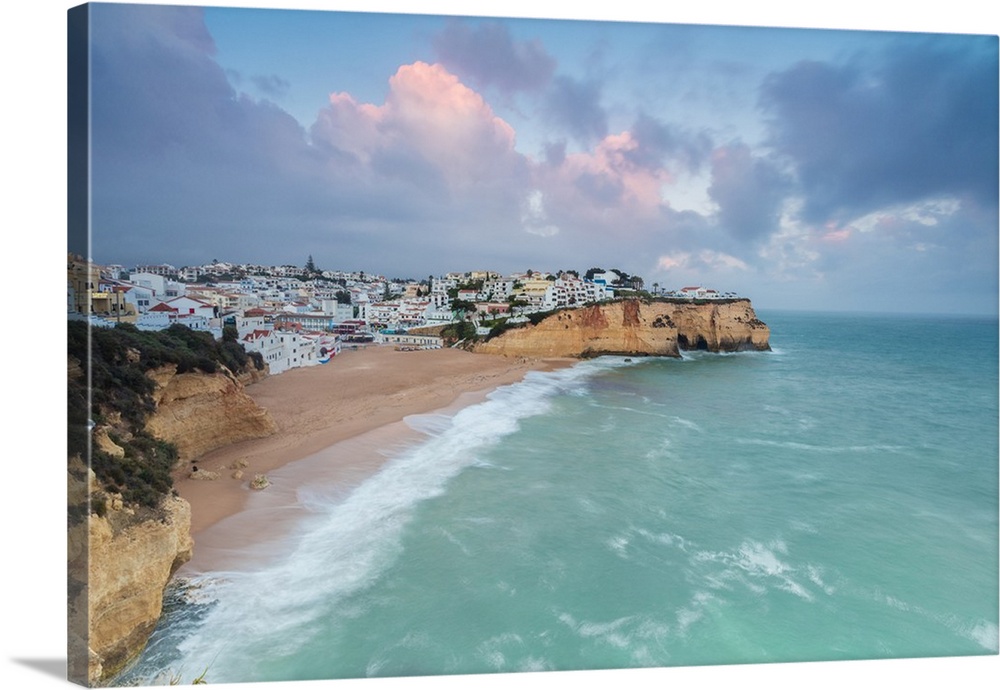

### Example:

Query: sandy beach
xmin=173 ymin=345 xmax=571 ymax=546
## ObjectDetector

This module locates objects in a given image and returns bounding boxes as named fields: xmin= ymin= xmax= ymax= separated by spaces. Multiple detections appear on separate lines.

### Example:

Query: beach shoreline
xmin=172 ymin=345 xmax=573 ymax=563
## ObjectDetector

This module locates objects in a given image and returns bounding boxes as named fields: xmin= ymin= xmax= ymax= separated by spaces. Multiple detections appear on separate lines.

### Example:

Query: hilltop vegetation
xmin=67 ymin=321 xmax=265 ymax=515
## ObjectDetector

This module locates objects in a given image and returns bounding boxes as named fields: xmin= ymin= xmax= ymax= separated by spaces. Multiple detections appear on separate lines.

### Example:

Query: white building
xmin=129 ymin=272 xmax=167 ymax=298
xmin=150 ymin=295 xmax=218 ymax=319
xmin=673 ymin=286 xmax=727 ymax=300
xmin=241 ymin=328 xmax=285 ymax=372
xmin=136 ymin=311 xmax=216 ymax=336
xmin=240 ymin=328 xmax=334 ymax=375
xmin=116 ymin=282 xmax=155 ymax=314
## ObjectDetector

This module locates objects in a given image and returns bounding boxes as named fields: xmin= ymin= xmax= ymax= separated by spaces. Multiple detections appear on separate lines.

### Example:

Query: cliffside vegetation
xmin=67 ymin=321 xmax=265 ymax=514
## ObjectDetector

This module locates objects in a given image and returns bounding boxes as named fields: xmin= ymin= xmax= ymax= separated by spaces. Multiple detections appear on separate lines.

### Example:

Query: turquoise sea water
xmin=118 ymin=311 xmax=999 ymax=685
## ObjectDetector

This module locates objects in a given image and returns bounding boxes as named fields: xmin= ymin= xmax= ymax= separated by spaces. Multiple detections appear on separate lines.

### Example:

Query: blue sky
xmin=81 ymin=1 xmax=998 ymax=314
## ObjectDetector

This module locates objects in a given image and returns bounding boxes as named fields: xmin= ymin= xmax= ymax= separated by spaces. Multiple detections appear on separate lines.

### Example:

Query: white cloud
xmin=850 ymin=196 xmax=962 ymax=233
xmin=521 ymin=189 xmax=561 ymax=236
xmin=657 ymin=250 xmax=748 ymax=271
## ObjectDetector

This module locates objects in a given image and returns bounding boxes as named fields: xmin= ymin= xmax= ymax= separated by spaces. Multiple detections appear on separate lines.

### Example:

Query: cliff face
xmin=68 ymin=458 xmax=194 ymax=685
xmin=471 ymin=299 xmax=769 ymax=358
xmin=70 ymin=360 xmax=277 ymax=685
xmin=671 ymin=300 xmax=771 ymax=353
xmin=145 ymin=364 xmax=276 ymax=462
xmin=83 ymin=491 xmax=193 ymax=683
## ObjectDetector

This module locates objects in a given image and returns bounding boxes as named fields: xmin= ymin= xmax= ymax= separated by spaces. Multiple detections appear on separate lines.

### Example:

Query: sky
xmin=79 ymin=0 xmax=999 ymax=314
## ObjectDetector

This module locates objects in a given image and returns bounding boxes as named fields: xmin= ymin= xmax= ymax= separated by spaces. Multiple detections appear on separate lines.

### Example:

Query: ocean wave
xmin=558 ymin=612 xmax=642 ymax=649
xmin=854 ymin=586 xmax=1000 ymax=653
xmin=966 ymin=621 xmax=999 ymax=651
xmin=132 ymin=360 xmax=614 ymax=683
xmin=735 ymin=438 xmax=907 ymax=454
xmin=679 ymin=348 xmax=778 ymax=362
xmin=691 ymin=538 xmax=822 ymax=603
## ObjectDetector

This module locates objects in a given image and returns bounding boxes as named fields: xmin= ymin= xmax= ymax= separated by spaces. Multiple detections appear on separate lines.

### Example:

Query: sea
xmin=115 ymin=310 xmax=999 ymax=686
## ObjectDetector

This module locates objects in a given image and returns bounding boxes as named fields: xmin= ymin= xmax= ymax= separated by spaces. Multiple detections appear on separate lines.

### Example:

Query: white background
xmin=3 ymin=1 xmax=997 ymax=689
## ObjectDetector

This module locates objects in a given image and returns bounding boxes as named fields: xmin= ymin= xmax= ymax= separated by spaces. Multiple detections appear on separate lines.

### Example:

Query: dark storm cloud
xmin=573 ymin=171 xmax=624 ymax=206
xmin=251 ymin=73 xmax=291 ymax=99
xmin=543 ymin=75 xmax=608 ymax=145
xmin=89 ymin=4 xmax=234 ymax=155
xmin=626 ymin=114 xmax=714 ymax=174
xmin=544 ymin=141 xmax=567 ymax=167
xmin=87 ymin=5 xmax=535 ymax=274
xmin=86 ymin=5 xmax=372 ymax=265
xmin=432 ymin=20 xmax=557 ymax=93
xmin=760 ymin=34 xmax=999 ymax=224
xmin=708 ymin=142 xmax=791 ymax=242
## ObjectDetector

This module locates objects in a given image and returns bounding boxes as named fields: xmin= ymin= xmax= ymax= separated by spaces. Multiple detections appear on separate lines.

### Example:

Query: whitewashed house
xmin=152 ymin=295 xmax=218 ymax=319
xmin=117 ymin=282 xmax=155 ymax=314
xmin=241 ymin=329 xmax=284 ymax=371
xmin=129 ymin=272 xmax=168 ymax=298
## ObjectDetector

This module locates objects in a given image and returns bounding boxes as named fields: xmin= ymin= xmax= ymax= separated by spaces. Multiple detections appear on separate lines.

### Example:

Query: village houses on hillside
xmin=69 ymin=255 xmax=740 ymax=377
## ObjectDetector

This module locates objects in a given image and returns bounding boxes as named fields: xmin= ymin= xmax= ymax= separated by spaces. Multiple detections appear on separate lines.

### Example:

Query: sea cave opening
xmin=678 ymin=334 xmax=709 ymax=350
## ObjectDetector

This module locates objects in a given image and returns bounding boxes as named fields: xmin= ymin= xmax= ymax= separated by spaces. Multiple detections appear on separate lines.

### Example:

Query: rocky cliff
xmin=471 ymin=299 xmax=770 ymax=358
xmin=145 ymin=364 xmax=275 ymax=462
xmin=70 ymin=475 xmax=193 ymax=683
xmin=68 ymin=339 xmax=277 ymax=685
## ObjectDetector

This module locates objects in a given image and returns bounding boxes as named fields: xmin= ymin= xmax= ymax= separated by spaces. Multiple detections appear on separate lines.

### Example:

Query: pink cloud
xmin=536 ymin=131 xmax=671 ymax=223
xmin=311 ymin=62 xmax=521 ymax=188
xmin=658 ymin=250 xmax=748 ymax=271
xmin=820 ymin=224 xmax=852 ymax=243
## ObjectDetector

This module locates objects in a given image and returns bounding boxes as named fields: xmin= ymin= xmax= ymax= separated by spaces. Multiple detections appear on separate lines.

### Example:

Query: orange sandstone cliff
xmin=69 ymin=361 xmax=276 ymax=685
xmin=145 ymin=364 xmax=275 ymax=462
xmin=471 ymin=299 xmax=770 ymax=358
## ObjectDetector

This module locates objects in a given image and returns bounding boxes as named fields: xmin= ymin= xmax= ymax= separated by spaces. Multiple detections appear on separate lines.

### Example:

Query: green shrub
xmin=68 ymin=320 xmax=261 ymax=511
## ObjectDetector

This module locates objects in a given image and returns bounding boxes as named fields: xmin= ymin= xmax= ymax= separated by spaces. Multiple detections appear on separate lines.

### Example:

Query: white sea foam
xmin=693 ymin=539 xmax=818 ymax=604
xmin=606 ymin=534 xmax=630 ymax=557
xmin=518 ymin=656 xmax=553 ymax=672
xmin=670 ymin=416 xmax=702 ymax=431
xmin=967 ymin=621 xmax=999 ymax=651
xmin=736 ymin=438 xmax=907 ymax=454
xmin=403 ymin=411 xmax=455 ymax=436
xmin=144 ymin=361 xmax=607 ymax=682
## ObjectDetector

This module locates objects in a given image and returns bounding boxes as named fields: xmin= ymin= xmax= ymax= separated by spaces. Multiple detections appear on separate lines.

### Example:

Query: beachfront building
xmin=361 ymin=301 xmax=399 ymax=330
xmin=293 ymin=331 xmax=342 ymax=363
xmin=376 ymin=332 xmax=444 ymax=349
xmin=241 ymin=327 xmax=337 ymax=375
xmin=276 ymin=330 xmax=317 ymax=372
xmin=241 ymin=328 xmax=285 ymax=371
xmin=273 ymin=312 xmax=338 ymax=332
xmin=395 ymin=299 xmax=433 ymax=329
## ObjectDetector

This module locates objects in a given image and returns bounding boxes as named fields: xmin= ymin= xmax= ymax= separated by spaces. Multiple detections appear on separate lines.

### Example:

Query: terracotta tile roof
xmin=148 ymin=302 xmax=178 ymax=313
